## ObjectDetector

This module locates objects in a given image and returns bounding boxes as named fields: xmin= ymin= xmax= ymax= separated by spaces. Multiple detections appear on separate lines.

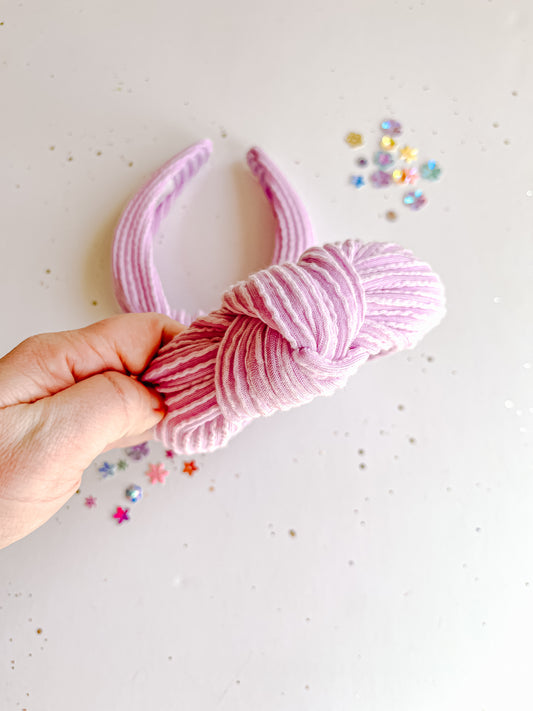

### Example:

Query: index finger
xmin=0 ymin=313 xmax=185 ymax=407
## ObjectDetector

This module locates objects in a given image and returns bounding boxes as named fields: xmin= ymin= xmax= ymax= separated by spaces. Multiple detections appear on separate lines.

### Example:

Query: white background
xmin=1 ymin=1 xmax=532 ymax=709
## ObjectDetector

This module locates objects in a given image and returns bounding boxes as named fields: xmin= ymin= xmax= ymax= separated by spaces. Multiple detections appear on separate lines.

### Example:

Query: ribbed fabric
xmin=113 ymin=141 xmax=446 ymax=455
xmin=113 ymin=140 xmax=314 ymax=326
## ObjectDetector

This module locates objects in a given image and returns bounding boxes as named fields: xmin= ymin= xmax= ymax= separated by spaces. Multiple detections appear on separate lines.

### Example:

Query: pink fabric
xmin=113 ymin=141 xmax=446 ymax=454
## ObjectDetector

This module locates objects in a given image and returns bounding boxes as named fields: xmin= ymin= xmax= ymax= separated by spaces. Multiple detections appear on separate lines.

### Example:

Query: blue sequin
xmin=350 ymin=175 xmax=365 ymax=188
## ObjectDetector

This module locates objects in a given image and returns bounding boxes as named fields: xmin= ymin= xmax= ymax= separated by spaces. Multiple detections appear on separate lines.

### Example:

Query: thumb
xmin=43 ymin=371 xmax=166 ymax=464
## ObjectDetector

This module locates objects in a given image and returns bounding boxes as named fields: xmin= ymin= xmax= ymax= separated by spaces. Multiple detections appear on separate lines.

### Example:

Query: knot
xmin=142 ymin=240 xmax=445 ymax=454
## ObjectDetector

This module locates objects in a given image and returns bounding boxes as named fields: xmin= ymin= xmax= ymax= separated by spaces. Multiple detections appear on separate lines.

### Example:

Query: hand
xmin=0 ymin=313 xmax=184 ymax=550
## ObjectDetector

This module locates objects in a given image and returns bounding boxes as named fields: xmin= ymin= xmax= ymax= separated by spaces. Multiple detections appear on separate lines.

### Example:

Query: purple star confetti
xmin=370 ymin=170 xmax=392 ymax=188
xmin=125 ymin=442 xmax=150 ymax=461
xmin=84 ymin=496 xmax=97 ymax=508
xmin=113 ymin=506 xmax=130 ymax=524
xmin=98 ymin=462 xmax=117 ymax=479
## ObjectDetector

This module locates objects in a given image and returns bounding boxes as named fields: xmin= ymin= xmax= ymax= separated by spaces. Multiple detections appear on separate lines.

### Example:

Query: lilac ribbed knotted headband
xmin=113 ymin=140 xmax=445 ymax=454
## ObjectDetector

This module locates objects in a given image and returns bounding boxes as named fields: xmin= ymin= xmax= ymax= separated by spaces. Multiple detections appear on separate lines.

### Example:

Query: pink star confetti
xmin=146 ymin=462 xmax=169 ymax=484
xmin=84 ymin=496 xmax=97 ymax=508
xmin=165 ymin=449 xmax=175 ymax=459
xmin=113 ymin=506 xmax=129 ymax=524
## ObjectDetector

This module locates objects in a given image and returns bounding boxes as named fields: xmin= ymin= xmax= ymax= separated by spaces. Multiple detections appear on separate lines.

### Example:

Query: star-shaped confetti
xmin=117 ymin=459 xmax=128 ymax=471
xmin=98 ymin=462 xmax=116 ymax=479
xmin=84 ymin=496 xmax=97 ymax=508
xmin=183 ymin=461 xmax=198 ymax=476
xmin=399 ymin=145 xmax=418 ymax=163
xmin=146 ymin=462 xmax=169 ymax=484
xmin=165 ymin=450 xmax=175 ymax=459
xmin=350 ymin=175 xmax=365 ymax=189
xmin=345 ymin=132 xmax=364 ymax=148
xmin=113 ymin=506 xmax=130 ymax=524
xmin=125 ymin=442 xmax=149 ymax=461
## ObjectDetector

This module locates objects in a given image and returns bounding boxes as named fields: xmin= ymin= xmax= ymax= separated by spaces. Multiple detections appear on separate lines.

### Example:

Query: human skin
xmin=0 ymin=313 xmax=184 ymax=550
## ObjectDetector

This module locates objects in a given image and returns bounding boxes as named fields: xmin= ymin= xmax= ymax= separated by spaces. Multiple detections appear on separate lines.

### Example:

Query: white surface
xmin=1 ymin=1 xmax=532 ymax=709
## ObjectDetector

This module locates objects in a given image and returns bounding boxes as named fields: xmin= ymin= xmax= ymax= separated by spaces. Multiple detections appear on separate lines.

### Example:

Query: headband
xmin=113 ymin=141 xmax=445 ymax=454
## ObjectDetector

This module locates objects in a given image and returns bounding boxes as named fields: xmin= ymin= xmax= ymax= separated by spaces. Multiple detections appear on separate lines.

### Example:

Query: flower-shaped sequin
xmin=370 ymin=170 xmax=392 ymax=188
xmin=399 ymin=146 xmax=418 ymax=163
xmin=374 ymin=151 xmax=395 ymax=169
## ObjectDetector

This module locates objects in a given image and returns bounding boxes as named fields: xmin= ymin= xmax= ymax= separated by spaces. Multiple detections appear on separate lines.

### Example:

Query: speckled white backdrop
xmin=1 ymin=1 xmax=532 ymax=709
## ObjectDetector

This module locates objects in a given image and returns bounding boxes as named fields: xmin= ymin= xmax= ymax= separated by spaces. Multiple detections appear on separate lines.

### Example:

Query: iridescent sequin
xmin=399 ymin=146 xmax=418 ymax=163
xmin=403 ymin=189 xmax=427 ymax=210
xmin=345 ymin=132 xmax=364 ymax=148
xmin=374 ymin=151 xmax=395 ymax=168
xmin=392 ymin=169 xmax=406 ymax=184
xmin=370 ymin=170 xmax=392 ymax=188
xmin=420 ymin=160 xmax=442 ymax=180
xmin=380 ymin=135 xmax=396 ymax=151
xmin=125 ymin=485 xmax=143 ymax=503
xmin=381 ymin=119 xmax=402 ymax=135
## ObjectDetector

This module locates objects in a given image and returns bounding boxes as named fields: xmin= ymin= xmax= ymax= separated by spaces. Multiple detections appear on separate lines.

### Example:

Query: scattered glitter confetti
xmin=420 ymin=160 xmax=442 ymax=180
xmin=146 ymin=462 xmax=169 ymax=484
xmin=370 ymin=170 xmax=392 ymax=188
xmin=84 ymin=496 xmax=97 ymax=508
xmin=343 ymin=119 xmax=441 ymax=212
xmin=380 ymin=135 xmax=396 ymax=151
xmin=113 ymin=506 xmax=130 ymax=524
xmin=117 ymin=460 xmax=128 ymax=471
xmin=125 ymin=485 xmax=143 ymax=503
xmin=374 ymin=150 xmax=395 ymax=168
xmin=98 ymin=462 xmax=116 ymax=479
xmin=380 ymin=118 xmax=402 ymax=135
xmin=183 ymin=460 xmax=198 ymax=476
xmin=289 ymin=529 xmax=297 ymax=537
xmin=403 ymin=189 xmax=427 ymax=210
xmin=399 ymin=146 xmax=418 ymax=163
xmin=350 ymin=175 xmax=365 ymax=188
xmin=345 ymin=132 xmax=364 ymax=148
xmin=36 ymin=628 xmax=42 ymax=635
xmin=165 ymin=450 xmax=175 ymax=459
xmin=125 ymin=442 xmax=149 ymax=460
